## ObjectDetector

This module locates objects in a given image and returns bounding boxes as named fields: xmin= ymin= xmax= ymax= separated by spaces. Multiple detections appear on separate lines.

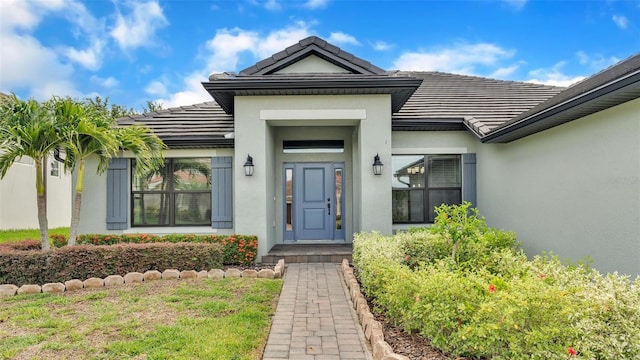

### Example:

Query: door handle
xmin=327 ymin=198 xmax=331 ymax=215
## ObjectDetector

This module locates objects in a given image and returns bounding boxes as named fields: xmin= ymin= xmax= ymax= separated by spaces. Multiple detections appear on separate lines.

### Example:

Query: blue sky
xmin=1 ymin=0 xmax=638 ymax=111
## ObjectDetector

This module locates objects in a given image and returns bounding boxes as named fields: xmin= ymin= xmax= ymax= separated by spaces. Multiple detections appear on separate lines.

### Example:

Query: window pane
xmin=133 ymin=160 xmax=169 ymax=191
xmin=428 ymin=189 xmax=462 ymax=222
xmin=392 ymin=155 xmax=425 ymax=188
xmin=335 ymin=168 xmax=342 ymax=230
xmin=173 ymin=158 xmax=212 ymax=190
xmin=392 ymin=189 xmax=424 ymax=223
xmin=428 ymin=155 xmax=461 ymax=187
xmin=175 ymin=193 xmax=211 ymax=225
xmin=133 ymin=193 xmax=170 ymax=225
xmin=286 ymin=168 xmax=293 ymax=231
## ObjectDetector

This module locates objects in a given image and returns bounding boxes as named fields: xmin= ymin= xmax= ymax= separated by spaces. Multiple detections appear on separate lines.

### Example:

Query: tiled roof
xmin=118 ymin=102 xmax=233 ymax=148
xmin=392 ymin=72 xmax=564 ymax=135
xmin=483 ymin=53 xmax=640 ymax=142
xmin=237 ymin=36 xmax=386 ymax=76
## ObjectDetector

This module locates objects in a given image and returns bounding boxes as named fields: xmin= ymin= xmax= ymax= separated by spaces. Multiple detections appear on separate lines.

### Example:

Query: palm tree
xmin=53 ymin=98 xmax=119 ymax=245
xmin=58 ymin=97 xmax=166 ymax=245
xmin=0 ymin=95 xmax=64 ymax=250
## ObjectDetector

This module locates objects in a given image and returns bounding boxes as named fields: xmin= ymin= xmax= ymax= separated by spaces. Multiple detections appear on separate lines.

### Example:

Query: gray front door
xmin=283 ymin=162 xmax=345 ymax=241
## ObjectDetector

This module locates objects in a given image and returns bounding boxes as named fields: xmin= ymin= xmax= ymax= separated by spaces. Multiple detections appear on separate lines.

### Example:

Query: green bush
xmin=50 ymin=233 xmax=258 ymax=266
xmin=353 ymin=203 xmax=640 ymax=359
xmin=0 ymin=242 xmax=223 ymax=287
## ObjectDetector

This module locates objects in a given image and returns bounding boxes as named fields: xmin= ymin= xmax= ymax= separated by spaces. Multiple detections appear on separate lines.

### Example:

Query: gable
xmin=274 ymin=55 xmax=352 ymax=74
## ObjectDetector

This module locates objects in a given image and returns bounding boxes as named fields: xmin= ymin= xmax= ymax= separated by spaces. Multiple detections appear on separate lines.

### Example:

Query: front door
xmin=283 ymin=162 xmax=345 ymax=241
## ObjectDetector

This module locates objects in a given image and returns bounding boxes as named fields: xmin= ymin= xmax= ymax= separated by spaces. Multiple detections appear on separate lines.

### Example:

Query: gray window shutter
xmin=212 ymin=156 xmax=233 ymax=228
xmin=106 ymin=158 xmax=129 ymax=230
xmin=462 ymin=153 xmax=477 ymax=208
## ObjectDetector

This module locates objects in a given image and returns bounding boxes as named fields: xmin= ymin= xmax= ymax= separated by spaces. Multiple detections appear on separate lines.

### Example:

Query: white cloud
xmin=145 ymin=80 xmax=168 ymax=96
xmin=90 ymin=75 xmax=119 ymax=88
xmin=256 ymin=22 xmax=313 ymax=57
xmin=328 ymin=32 xmax=360 ymax=46
xmin=155 ymin=72 xmax=211 ymax=108
xmin=0 ymin=32 xmax=80 ymax=99
xmin=264 ymin=0 xmax=281 ymax=11
xmin=63 ymin=40 xmax=104 ymax=70
xmin=576 ymin=51 xmax=619 ymax=70
xmin=0 ymin=0 xmax=66 ymax=31
xmin=110 ymin=1 xmax=168 ymax=51
xmin=372 ymin=41 xmax=393 ymax=51
xmin=489 ymin=64 xmax=520 ymax=78
xmin=526 ymin=62 xmax=585 ymax=87
xmin=502 ymin=0 xmax=527 ymax=10
xmin=303 ymin=0 xmax=329 ymax=9
xmin=160 ymin=23 xmax=313 ymax=108
xmin=393 ymin=43 xmax=516 ymax=75
xmin=612 ymin=15 xmax=629 ymax=29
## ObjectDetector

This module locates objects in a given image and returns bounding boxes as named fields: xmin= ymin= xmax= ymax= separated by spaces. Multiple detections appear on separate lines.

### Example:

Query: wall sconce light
xmin=373 ymin=154 xmax=383 ymax=175
xmin=244 ymin=154 xmax=254 ymax=176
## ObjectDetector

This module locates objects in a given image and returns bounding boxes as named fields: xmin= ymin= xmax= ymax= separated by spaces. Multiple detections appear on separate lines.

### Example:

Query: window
xmin=131 ymin=158 xmax=212 ymax=226
xmin=50 ymin=159 xmax=60 ymax=177
xmin=392 ymin=155 xmax=462 ymax=223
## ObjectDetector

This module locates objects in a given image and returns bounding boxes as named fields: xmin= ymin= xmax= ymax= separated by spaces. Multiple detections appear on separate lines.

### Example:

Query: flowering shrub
xmin=353 ymin=203 xmax=640 ymax=359
xmin=51 ymin=233 xmax=258 ymax=266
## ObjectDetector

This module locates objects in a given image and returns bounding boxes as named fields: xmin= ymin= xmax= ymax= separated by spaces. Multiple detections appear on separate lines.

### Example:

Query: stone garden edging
xmin=0 ymin=259 xmax=286 ymax=297
xmin=340 ymin=259 xmax=410 ymax=360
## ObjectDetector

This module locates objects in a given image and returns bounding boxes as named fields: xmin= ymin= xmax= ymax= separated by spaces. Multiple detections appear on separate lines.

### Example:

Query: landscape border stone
xmin=0 ymin=260 xmax=286 ymax=297
xmin=340 ymin=259 xmax=410 ymax=360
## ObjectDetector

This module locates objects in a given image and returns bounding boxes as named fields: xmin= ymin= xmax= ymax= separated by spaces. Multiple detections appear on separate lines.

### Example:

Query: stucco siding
xmin=0 ymin=160 xmax=71 ymax=230
xmin=77 ymin=149 xmax=234 ymax=236
xmin=478 ymin=98 xmax=640 ymax=276
xmin=234 ymin=94 xmax=392 ymax=258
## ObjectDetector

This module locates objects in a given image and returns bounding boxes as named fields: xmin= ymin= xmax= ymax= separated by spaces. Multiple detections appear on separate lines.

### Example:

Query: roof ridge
xmin=121 ymin=101 xmax=219 ymax=121
xmin=235 ymin=35 xmax=386 ymax=76
xmin=399 ymin=70 xmax=565 ymax=89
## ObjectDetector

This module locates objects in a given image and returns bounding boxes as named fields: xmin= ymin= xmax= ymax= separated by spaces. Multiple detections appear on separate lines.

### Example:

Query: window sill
xmin=123 ymin=227 xmax=218 ymax=235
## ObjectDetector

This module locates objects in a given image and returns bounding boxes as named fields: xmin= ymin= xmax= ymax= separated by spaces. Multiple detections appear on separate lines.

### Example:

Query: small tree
xmin=0 ymin=95 xmax=65 ymax=250
xmin=59 ymin=97 xmax=166 ymax=245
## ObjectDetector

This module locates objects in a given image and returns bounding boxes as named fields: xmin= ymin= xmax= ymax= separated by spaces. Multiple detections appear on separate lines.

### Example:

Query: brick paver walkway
xmin=262 ymin=263 xmax=371 ymax=360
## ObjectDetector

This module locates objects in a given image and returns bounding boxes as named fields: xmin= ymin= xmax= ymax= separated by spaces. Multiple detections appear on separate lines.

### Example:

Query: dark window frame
xmin=392 ymin=154 xmax=462 ymax=224
xmin=131 ymin=158 xmax=212 ymax=227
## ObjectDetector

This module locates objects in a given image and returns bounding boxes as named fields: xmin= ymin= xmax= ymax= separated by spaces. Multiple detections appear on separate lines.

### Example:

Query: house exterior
xmin=77 ymin=37 xmax=640 ymax=276
xmin=0 ymin=156 xmax=72 ymax=230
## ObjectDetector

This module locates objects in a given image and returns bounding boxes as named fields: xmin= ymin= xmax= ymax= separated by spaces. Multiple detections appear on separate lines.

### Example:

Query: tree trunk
xmin=68 ymin=159 xmax=85 ymax=246
xmin=35 ymin=158 xmax=50 ymax=251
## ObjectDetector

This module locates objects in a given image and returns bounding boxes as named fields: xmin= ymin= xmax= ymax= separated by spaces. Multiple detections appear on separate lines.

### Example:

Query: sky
xmin=0 ymin=0 xmax=638 ymax=112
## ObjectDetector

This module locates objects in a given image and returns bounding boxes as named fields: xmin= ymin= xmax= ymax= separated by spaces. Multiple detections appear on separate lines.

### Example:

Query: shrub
xmin=353 ymin=203 xmax=640 ymax=359
xmin=0 ymin=242 xmax=223 ymax=287
xmin=0 ymin=239 xmax=41 ymax=251
xmin=50 ymin=233 xmax=258 ymax=266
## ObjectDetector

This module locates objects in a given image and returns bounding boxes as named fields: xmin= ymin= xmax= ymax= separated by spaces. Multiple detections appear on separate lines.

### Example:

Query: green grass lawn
xmin=0 ymin=227 xmax=69 ymax=244
xmin=0 ymin=277 xmax=282 ymax=359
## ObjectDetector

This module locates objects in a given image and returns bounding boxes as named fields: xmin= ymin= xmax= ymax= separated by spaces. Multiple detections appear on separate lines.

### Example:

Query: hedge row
xmin=353 ymin=202 xmax=640 ymax=359
xmin=0 ymin=242 xmax=223 ymax=287
xmin=51 ymin=233 xmax=258 ymax=266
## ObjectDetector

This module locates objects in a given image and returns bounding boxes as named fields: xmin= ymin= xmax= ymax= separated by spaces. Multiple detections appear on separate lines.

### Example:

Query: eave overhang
xmin=160 ymin=137 xmax=234 ymax=149
xmin=482 ymin=68 xmax=640 ymax=143
xmin=202 ymin=77 xmax=423 ymax=115
xmin=392 ymin=117 xmax=468 ymax=131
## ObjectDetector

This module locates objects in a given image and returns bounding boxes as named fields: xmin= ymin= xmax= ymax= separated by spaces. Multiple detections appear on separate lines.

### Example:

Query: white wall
xmin=77 ymin=149 xmax=234 ymax=235
xmin=233 ymin=94 xmax=393 ymax=257
xmin=0 ymin=158 xmax=71 ymax=230
xmin=478 ymin=98 xmax=640 ymax=276
xmin=391 ymin=131 xmax=479 ymax=231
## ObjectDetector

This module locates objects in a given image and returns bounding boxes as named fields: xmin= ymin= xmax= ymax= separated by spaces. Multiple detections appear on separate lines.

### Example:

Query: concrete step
xmin=262 ymin=244 xmax=352 ymax=264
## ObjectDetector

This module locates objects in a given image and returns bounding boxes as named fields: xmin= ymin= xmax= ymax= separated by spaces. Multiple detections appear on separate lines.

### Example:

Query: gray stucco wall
xmin=0 ymin=159 xmax=72 ymax=230
xmin=77 ymin=149 xmax=234 ymax=236
xmin=233 ymin=94 xmax=393 ymax=257
xmin=478 ymin=98 xmax=640 ymax=276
